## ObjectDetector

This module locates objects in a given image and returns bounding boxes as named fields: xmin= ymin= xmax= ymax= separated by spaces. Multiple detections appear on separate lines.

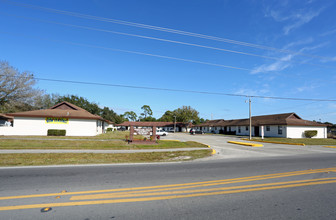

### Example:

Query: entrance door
xmin=254 ymin=126 xmax=260 ymax=136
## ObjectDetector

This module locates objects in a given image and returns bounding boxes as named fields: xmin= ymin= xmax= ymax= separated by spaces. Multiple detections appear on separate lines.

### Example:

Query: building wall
xmin=105 ymin=123 xmax=116 ymax=131
xmin=236 ymin=126 xmax=252 ymax=136
xmin=0 ymin=117 xmax=103 ymax=136
xmin=262 ymin=125 xmax=287 ymax=138
xmin=193 ymin=125 xmax=327 ymax=138
xmin=286 ymin=126 xmax=327 ymax=138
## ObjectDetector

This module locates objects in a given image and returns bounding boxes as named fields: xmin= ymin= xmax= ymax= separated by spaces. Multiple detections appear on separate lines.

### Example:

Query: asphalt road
xmin=1 ymin=133 xmax=336 ymax=219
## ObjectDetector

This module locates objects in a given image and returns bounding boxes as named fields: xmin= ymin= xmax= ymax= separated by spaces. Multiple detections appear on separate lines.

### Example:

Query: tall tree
xmin=174 ymin=106 xmax=200 ymax=124
xmin=123 ymin=111 xmax=138 ymax=121
xmin=32 ymin=93 xmax=60 ymax=110
xmin=159 ymin=110 xmax=175 ymax=122
xmin=140 ymin=105 xmax=153 ymax=120
xmin=57 ymin=95 xmax=125 ymax=124
xmin=0 ymin=61 xmax=41 ymax=112
xmin=56 ymin=95 xmax=100 ymax=115
xmin=158 ymin=106 xmax=202 ymax=124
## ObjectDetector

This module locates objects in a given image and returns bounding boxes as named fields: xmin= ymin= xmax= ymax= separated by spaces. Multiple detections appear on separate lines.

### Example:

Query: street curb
xmin=228 ymin=141 xmax=263 ymax=147
xmin=241 ymin=138 xmax=305 ymax=146
xmin=207 ymin=145 xmax=216 ymax=155
xmin=322 ymin=146 xmax=336 ymax=149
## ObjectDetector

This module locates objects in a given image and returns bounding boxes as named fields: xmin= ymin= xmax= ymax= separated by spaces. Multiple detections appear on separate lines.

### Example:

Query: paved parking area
xmin=161 ymin=133 xmax=336 ymax=159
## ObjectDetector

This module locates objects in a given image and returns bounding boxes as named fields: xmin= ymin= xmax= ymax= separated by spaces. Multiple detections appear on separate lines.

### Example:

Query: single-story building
xmin=0 ymin=113 xmax=13 ymax=127
xmin=0 ymin=101 xmax=107 ymax=136
xmin=117 ymin=121 xmax=192 ymax=132
xmin=193 ymin=113 xmax=327 ymax=138
xmin=105 ymin=120 xmax=117 ymax=131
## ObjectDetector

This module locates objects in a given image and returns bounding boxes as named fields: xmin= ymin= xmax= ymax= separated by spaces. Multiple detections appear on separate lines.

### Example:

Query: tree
xmin=193 ymin=117 xmax=206 ymax=125
xmin=56 ymin=95 xmax=101 ymax=115
xmin=123 ymin=111 xmax=138 ymax=121
xmin=141 ymin=116 xmax=157 ymax=122
xmin=0 ymin=61 xmax=41 ymax=112
xmin=173 ymin=106 xmax=200 ymax=124
xmin=159 ymin=110 xmax=175 ymax=122
xmin=32 ymin=93 xmax=60 ymax=110
xmin=56 ymin=95 xmax=125 ymax=124
xmin=140 ymin=105 xmax=153 ymax=120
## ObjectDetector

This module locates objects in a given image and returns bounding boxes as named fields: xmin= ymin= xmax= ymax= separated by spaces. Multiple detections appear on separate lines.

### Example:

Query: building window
xmin=278 ymin=126 xmax=282 ymax=135
xmin=266 ymin=126 xmax=270 ymax=131
xmin=246 ymin=126 xmax=248 ymax=131
xmin=238 ymin=126 xmax=241 ymax=133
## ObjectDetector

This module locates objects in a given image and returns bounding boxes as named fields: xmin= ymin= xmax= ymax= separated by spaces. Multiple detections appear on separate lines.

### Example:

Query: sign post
xmin=261 ymin=125 xmax=264 ymax=140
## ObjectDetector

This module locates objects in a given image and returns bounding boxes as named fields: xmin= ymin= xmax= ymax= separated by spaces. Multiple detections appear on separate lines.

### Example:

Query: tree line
xmin=0 ymin=60 xmax=205 ymax=124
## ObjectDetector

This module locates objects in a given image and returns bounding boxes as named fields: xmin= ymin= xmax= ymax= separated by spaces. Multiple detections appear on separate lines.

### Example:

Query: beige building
xmin=0 ymin=102 xmax=106 ymax=136
xmin=194 ymin=113 xmax=327 ymax=138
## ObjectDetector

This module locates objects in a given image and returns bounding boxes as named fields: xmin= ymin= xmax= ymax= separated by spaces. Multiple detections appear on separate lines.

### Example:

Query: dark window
xmin=266 ymin=126 xmax=270 ymax=131
xmin=246 ymin=126 xmax=248 ymax=131
xmin=278 ymin=126 xmax=283 ymax=135
xmin=238 ymin=126 xmax=241 ymax=133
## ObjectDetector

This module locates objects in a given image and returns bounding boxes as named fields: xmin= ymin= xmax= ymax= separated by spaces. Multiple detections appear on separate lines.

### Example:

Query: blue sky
xmin=1 ymin=0 xmax=336 ymax=123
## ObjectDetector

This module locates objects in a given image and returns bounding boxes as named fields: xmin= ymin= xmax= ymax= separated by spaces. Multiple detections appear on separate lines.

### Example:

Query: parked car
xmin=156 ymin=129 xmax=168 ymax=136
xmin=190 ymin=129 xmax=204 ymax=134
xmin=166 ymin=127 xmax=175 ymax=132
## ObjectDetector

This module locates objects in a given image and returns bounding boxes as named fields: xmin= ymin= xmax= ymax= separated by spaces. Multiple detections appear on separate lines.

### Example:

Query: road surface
xmin=1 ymin=133 xmax=336 ymax=219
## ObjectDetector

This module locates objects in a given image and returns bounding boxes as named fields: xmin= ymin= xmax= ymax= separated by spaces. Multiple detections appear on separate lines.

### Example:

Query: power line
xmin=2 ymin=0 xmax=335 ymax=61
xmin=3 ymin=12 xmax=335 ymax=70
xmin=0 ymin=31 xmax=251 ymax=71
xmin=2 ymin=74 xmax=336 ymax=102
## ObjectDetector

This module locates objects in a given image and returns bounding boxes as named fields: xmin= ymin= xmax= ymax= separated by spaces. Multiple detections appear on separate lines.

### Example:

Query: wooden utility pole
xmin=249 ymin=97 xmax=252 ymax=140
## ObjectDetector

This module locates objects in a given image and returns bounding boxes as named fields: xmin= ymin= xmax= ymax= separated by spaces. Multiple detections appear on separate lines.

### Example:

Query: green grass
xmin=251 ymin=137 xmax=336 ymax=145
xmin=0 ymin=131 xmax=135 ymax=140
xmin=0 ymin=150 xmax=212 ymax=166
xmin=0 ymin=139 xmax=207 ymax=150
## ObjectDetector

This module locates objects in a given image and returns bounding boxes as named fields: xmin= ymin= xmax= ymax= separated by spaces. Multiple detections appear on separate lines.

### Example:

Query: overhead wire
xmin=1 ymin=74 xmax=336 ymax=102
xmin=1 ymin=0 xmax=335 ymax=62
xmin=2 ymin=12 xmax=335 ymax=69
xmin=0 ymin=31 xmax=251 ymax=71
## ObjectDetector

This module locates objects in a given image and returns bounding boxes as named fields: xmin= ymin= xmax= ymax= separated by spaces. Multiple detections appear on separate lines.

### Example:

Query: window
xmin=266 ymin=126 xmax=270 ymax=131
xmin=278 ymin=126 xmax=282 ymax=135
xmin=238 ymin=126 xmax=241 ymax=133
xmin=246 ymin=126 xmax=248 ymax=131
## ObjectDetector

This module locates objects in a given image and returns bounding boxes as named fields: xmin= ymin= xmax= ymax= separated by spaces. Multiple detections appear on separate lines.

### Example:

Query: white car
xmin=156 ymin=129 xmax=168 ymax=136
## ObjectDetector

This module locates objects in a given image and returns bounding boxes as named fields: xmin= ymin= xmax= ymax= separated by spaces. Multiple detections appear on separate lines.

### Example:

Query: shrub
xmin=304 ymin=130 xmax=318 ymax=138
xmin=47 ymin=129 xmax=66 ymax=136
xmin=106 ymin=128 xmax=113 ymax=132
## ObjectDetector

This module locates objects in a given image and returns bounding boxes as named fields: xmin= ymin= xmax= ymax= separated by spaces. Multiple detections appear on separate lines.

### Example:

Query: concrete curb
xmin=228 ymin=141 xmax=263 ymax=147
xmin=322 ymin=146 xmax=336 ymax=149
xmin=0 ymin=148 xmax=210 ymax=154
xmin=206 ymin=145 xmax=216 ymax=155
xmin=241 ymin=138 xmax=305 ymax=146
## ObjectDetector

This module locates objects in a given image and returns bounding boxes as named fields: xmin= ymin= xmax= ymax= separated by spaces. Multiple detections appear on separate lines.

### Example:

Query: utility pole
xmin=174 ymin=116 xmax=176 ymax=133
xmin=249 ymin=97 xmax=252 ymax=140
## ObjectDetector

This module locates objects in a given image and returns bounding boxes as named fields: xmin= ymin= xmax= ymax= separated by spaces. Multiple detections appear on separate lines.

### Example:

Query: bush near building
xmin=304 ymin=130 xmax=318 ymax=138
xmin=47 ymin=129 xmax=66 ymax=136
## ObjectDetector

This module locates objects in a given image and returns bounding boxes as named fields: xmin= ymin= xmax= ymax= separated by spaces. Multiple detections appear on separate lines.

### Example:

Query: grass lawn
xmin=0 ymin=131 xmax=134 ymax=140
xmin=0 ymin=150 xmax=212 ymax=166
xmin=0 ymin=139 xmax=208 ymax=150
xmin=251 ymin=137 xmax=336 ymax=145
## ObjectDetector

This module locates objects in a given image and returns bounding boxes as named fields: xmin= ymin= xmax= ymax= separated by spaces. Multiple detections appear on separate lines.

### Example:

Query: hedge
xmin=47 ymin=129 xmax=66 ymax=136
xmin=304 ymin=130 xmax=317 ymax=138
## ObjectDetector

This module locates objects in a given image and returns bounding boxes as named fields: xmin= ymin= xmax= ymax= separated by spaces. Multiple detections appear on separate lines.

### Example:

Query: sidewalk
xmin=0 ymin=148 xmax=210 ymax=154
